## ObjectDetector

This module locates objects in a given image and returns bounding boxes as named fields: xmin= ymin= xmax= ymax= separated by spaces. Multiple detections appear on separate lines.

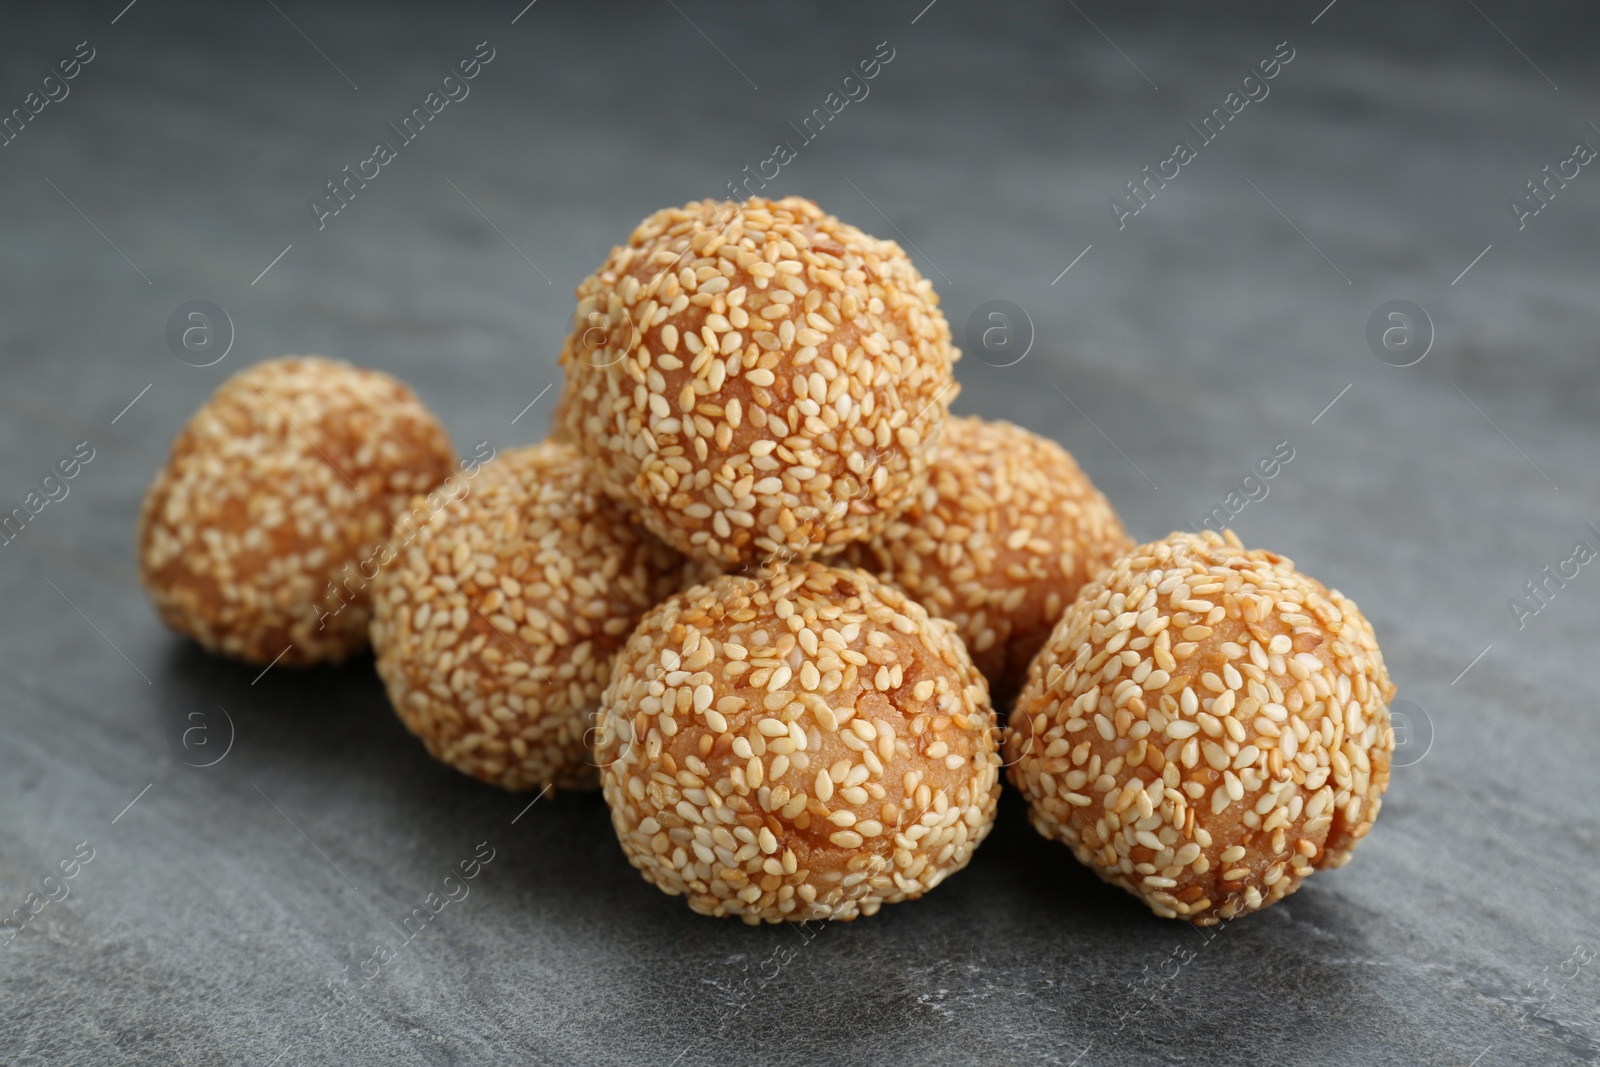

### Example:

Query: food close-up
xmin=125 ymin=198 xmax=1400 ymax=938
xmin=125 ymin=196 xmax=1400 ymax=933
xmin=7 ymin=5 xmax=1592 ymax=1066
xmin=12 ymin=197 xmax=1450 ymax=1062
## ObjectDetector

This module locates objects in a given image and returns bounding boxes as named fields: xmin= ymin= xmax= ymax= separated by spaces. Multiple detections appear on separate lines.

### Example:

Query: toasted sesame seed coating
xmin=559 ymin=196 xmax=959 ymax=569
xmin=595 ymin=561 xmax=1001 ymax=923
xmin=1006 ymin=530 xmax=1395 ymax=924
xmin=370 ymin=443 xmax=689 ymax=792
xmin=138 ymin=356 xmax=454 ymax=666
xmin=842 ymin=416 xmax=1131 ymax=705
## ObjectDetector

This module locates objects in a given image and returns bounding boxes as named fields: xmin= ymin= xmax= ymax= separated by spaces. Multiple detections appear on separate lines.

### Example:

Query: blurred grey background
xmin=2 ymin=1 xmax=1598 ymax=1064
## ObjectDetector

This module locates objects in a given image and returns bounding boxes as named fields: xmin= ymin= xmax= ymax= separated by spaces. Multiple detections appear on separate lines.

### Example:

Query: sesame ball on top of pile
xmin=559 ymin=195 xmax=960 ymax=568
xmin=842 ymin=415 xmax=1131 ymax=705
xmin=370 ymin=442 xmax=689 ymax=792
xmin=138 ymin=356 xmax=455 ymax=666
xmin=594 ymin=561 xmax=1001 ymax=923
xmin=1006 ymin=530 xmax=1395 ymax=923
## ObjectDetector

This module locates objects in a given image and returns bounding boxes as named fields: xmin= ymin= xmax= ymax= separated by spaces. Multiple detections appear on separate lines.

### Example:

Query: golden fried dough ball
xmin=559 ymin=196 xmax=958 ymax=568
xmin=138 ymin=356 xmax=454 ymax=666
xmin=596 ymin=562 xmax=1000 ymax=922
xmin=370 ymin=443 xmax=687 ymax=791
xmin=1006 ymin=530 xmax=1394 ymax=923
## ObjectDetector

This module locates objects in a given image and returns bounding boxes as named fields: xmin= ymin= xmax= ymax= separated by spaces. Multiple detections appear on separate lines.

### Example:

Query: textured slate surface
xmin=2 ymin=1 xmax=1598 ymax=1064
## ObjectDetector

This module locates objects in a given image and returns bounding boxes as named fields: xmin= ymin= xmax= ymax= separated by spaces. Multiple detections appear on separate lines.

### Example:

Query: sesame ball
xmin=842 ymin=416 xmax=1131 ymax=704
xmin=138 ymin=356 xmax=454 ymax=666
xmin=559 ymin=196 xmax=960 ymax=569
xmin=1006 ymin=530 xmax=1395 ymax=924
xmin=370 ymin=442 xmax=688 ymax=792
xmin=594 ymin=561 xmax=1001 ymax=923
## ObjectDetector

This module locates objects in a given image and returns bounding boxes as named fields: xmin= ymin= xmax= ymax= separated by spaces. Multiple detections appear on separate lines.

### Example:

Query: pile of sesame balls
xmin=138 ymin=195 xmax=1395 ymax=926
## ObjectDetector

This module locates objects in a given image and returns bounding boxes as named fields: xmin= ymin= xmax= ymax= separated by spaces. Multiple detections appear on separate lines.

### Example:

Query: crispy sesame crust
xmin=559 ymin=196 xmax=959 ymax=568
xmin=596 ymin=561 xmax=1001 ymax=922
xmin=137 ymin=356 xmax=454 ymax=666
xmin=370 ymin=443 xmax=687 ymax=792
xmin=1005 ymin=530 xmax=1395 ymax=923
xmin=842 ymin=416 xmax=1131 ymax=705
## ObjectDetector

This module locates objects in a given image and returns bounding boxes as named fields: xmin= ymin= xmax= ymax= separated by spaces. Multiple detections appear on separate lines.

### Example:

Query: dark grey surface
xmin=2 ymin=1 xmax=1598 ymax=1064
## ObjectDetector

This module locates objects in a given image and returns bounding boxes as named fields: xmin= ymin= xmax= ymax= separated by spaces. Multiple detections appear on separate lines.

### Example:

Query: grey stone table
xmin=2 ymin=1 xmax=1597 ymax=1063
